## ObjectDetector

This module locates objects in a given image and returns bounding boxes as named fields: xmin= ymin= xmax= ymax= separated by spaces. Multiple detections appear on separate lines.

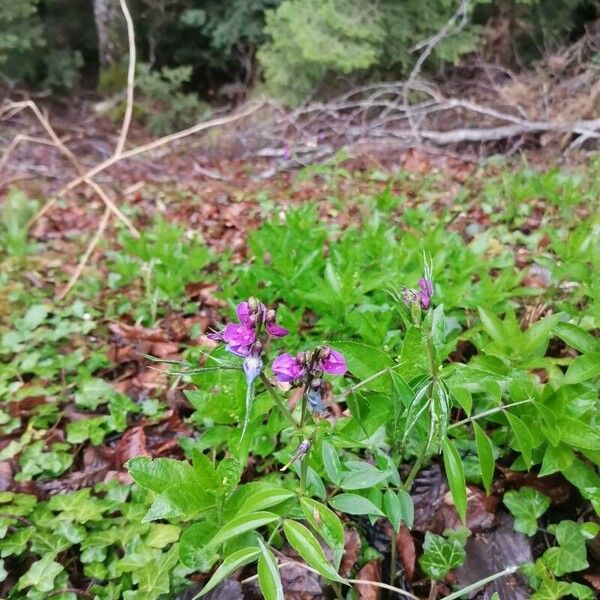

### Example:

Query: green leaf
xmin=282 ymin=519 xmax=346 ymax=583
xmin=22 ymin=304 xmax=48 ymax=330
xmin=478 ymin=307 xmax=505 ymax=344
xmin=134 ymin=543 xmax=179 ymax=597
xmin=146 ymin=524 xmax=180 ymax=548
xmin=257 ymin=538 xmax=284 ymax=600
xmin=442 ymin=438 xmax=467 ymax=525
xmin=128 ymin=456 xmax=194 ymax=493
xmin=179 ymin=522 xmax=219 ymax=570
xmin=207 ymin=512 xmax=280 ymax=549
xmin=197 ymin=547 xmax=260 ymax=597
xmin=239 ymin=488 xmax=296 ymax=514
xmin=339 ymin=464 xmax=389 ymax=490
xmin=563 ymin=352 xmax=600 ymax=385
xmin=473 ymin=422 xmax=494 ymax=495
xmin=384 ymin=490 xmax=402 ymax=533
xmin=543 ymin=521 xmax=591 ymax=576
xmin=143 ymin=483 xmax=215 ymax=521
xmin=554 ymin=323 xmax=599 ymax=354
xmin=418 ymin=532 xmax=466 ymax=580
xmin=300 ymin=498 xmax=345 ymax=568
xmin=503 ymin=487 xmax=550 ymax=536
xmin=17 ymin=554 xmax=64 ymax=592
xmin=505 ymin=412 xmax=533 ymax=469
xmin=559 ymin=417 xmax=600 ymax=451
xmin=333 ymin=341 xmax=392 ymax=393
xmin=539 ymin=444 xmax=575 ymax=477
xmin=321 ymin=441 xmax=341 ymax=484
xmin=397 ymin=489 xmax=414 ymax=529
xmin=328 ymin=493 xmax=384 ymax=517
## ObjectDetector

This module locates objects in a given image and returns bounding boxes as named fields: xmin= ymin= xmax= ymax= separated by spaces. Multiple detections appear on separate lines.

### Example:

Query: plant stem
xmin=389 ymin=527 xmax=397 ymax=587
xmin=447 ymin=398 xmax=533 ymax=430
xmin=259 ymin=373 xmax=299 ymax=429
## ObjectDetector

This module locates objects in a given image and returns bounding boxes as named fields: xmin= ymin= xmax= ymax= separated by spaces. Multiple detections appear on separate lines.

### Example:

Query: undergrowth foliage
xmin=0 ymin=161 xmax=599 ymax=598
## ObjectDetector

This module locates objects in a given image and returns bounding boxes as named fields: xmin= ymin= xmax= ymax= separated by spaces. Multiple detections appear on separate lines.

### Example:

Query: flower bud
xmin=266 ymin=309 xmax=276 ymax=323
xmin=319 ymin=346 xmax=331 ymax=360
xmin=310 ymin=378 xmax=322 ymax=390
xmin=247 ymin=314 xmax=257 ymax=327
xmin=248 ymin=297 xmax=259 ymax=312
xmin=312 ymin=368 xmax=323 ymax=379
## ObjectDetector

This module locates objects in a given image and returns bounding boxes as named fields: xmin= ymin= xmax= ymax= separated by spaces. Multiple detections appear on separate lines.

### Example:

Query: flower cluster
xmin=272 ymin=346 xmax=347 ymax=414
xmin=209 ymin=297 xmax=289 ymax=385
xmin=209 ymin=297 xmax=288 ymax=357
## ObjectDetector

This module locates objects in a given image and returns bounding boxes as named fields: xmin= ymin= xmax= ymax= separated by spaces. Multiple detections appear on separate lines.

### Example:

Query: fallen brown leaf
xmin=116 ymin=426 xmax=149 ymax=465
xmin=355 ymin=560 xmax=381 ymax=600
xmin=397 ymin=526 xmax=416 ymax=581
xmin=341 ymin=528 xmax=362 ymax=576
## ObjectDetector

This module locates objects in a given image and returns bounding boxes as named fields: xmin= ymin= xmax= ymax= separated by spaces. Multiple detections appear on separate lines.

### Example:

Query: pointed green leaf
xmin=505 ymin=412 xmax=533 ymax=469
xmin=442 ymin=438 xmax=467 ymax=524
xmin=257 ymin=538 xmax=284 ymax=600
xmin=239 ymin=488 xmax=295 ymax=514
xmin=197 ymin=547 xmax=260 ymax=596
xmin=478 ymin=308 xmax=505 ymax=344
xmin=384 ymin=490 xmax=402 ymax=533
xmin=207 ymin=512 xmax=279 ymax=549
xmin=282 ymin=520 xmax=346 ymax=583
xmin=321 ymin=441 xmax=341 ymax=485
xmin=563 ymin=352 xmax=600 ymax=385
xmin=328 ymin=493 xmax=384 ymax=517
xmin=555 ymin=323 xmax=598 ymax=354
xmin=300 ymin=498 xmax=345 ymax=567
xmin=473 ymin=422 xmax=494 ymax=495
xmin=397 ymin=489 xmax=414 ymax=529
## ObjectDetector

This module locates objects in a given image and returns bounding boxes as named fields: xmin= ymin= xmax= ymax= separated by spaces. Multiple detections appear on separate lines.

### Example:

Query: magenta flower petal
xmin=272 ymin=353 xmax=305 ymax=382
xmin=222 ymin=323 xmax=256 ymax=347
xmin=320 ymin=349 xmax=347 ymax=376
xmin=266 ymin=321 xmax=289 ymax=337
xmin=236 ymin=302 xmax=251 ymax=325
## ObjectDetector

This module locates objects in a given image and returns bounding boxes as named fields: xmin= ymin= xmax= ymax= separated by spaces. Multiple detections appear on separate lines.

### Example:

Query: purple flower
xmin=222 ymin=323 xmax=256 ymax=357
xmin=418 ymin=278 xmax=434 ymax=310
xmin=272 ymin=353 xmax=305 ymax=382
xmin=320 ymin=349 xmax=347 ymax=376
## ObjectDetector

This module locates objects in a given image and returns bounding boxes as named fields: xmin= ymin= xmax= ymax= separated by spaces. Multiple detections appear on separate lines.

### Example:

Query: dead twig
xmin=115 ymin=0 xmax=136 ymax=157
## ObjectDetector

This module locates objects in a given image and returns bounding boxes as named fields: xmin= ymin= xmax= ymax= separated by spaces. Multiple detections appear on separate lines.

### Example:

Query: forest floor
xmin=1 ymin=125 xmax=599 ymax=600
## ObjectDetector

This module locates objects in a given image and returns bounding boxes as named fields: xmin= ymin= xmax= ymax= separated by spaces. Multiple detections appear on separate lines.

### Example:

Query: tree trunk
xmin=93 ymin=0 xmax=127 ymax=68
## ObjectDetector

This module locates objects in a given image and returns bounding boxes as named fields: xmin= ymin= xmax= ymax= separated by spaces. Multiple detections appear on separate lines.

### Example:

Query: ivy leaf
xmin=503 ymin=487 xmax=550 ymax=536
xmin=17 ymin=554 xmax=64 ymax=592
xmin=543 ymin=521 xmax=592 ymax=576
xmin=282 ymin=519 xmax=346 ymax=583
xmin=133 ymin=543 xmax=180 ymax=597
xmin=257 ymin=538 xmax=284 ymax=600
xmin=418 ymin=532 xmax=466 ymax=580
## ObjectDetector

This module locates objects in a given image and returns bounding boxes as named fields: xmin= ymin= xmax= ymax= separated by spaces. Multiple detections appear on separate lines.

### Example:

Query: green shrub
xmin=135 ymin=63 xmax=211 ymax=135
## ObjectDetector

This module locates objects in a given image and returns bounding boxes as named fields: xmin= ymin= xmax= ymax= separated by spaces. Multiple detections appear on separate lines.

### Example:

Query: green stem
xmin=447 ymin=398 xmax=533 ymax=430
xmin=389 ymin=527 xmax=397 ymax=587
xmin=260 ymin=373 xmax=299 ymax=429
